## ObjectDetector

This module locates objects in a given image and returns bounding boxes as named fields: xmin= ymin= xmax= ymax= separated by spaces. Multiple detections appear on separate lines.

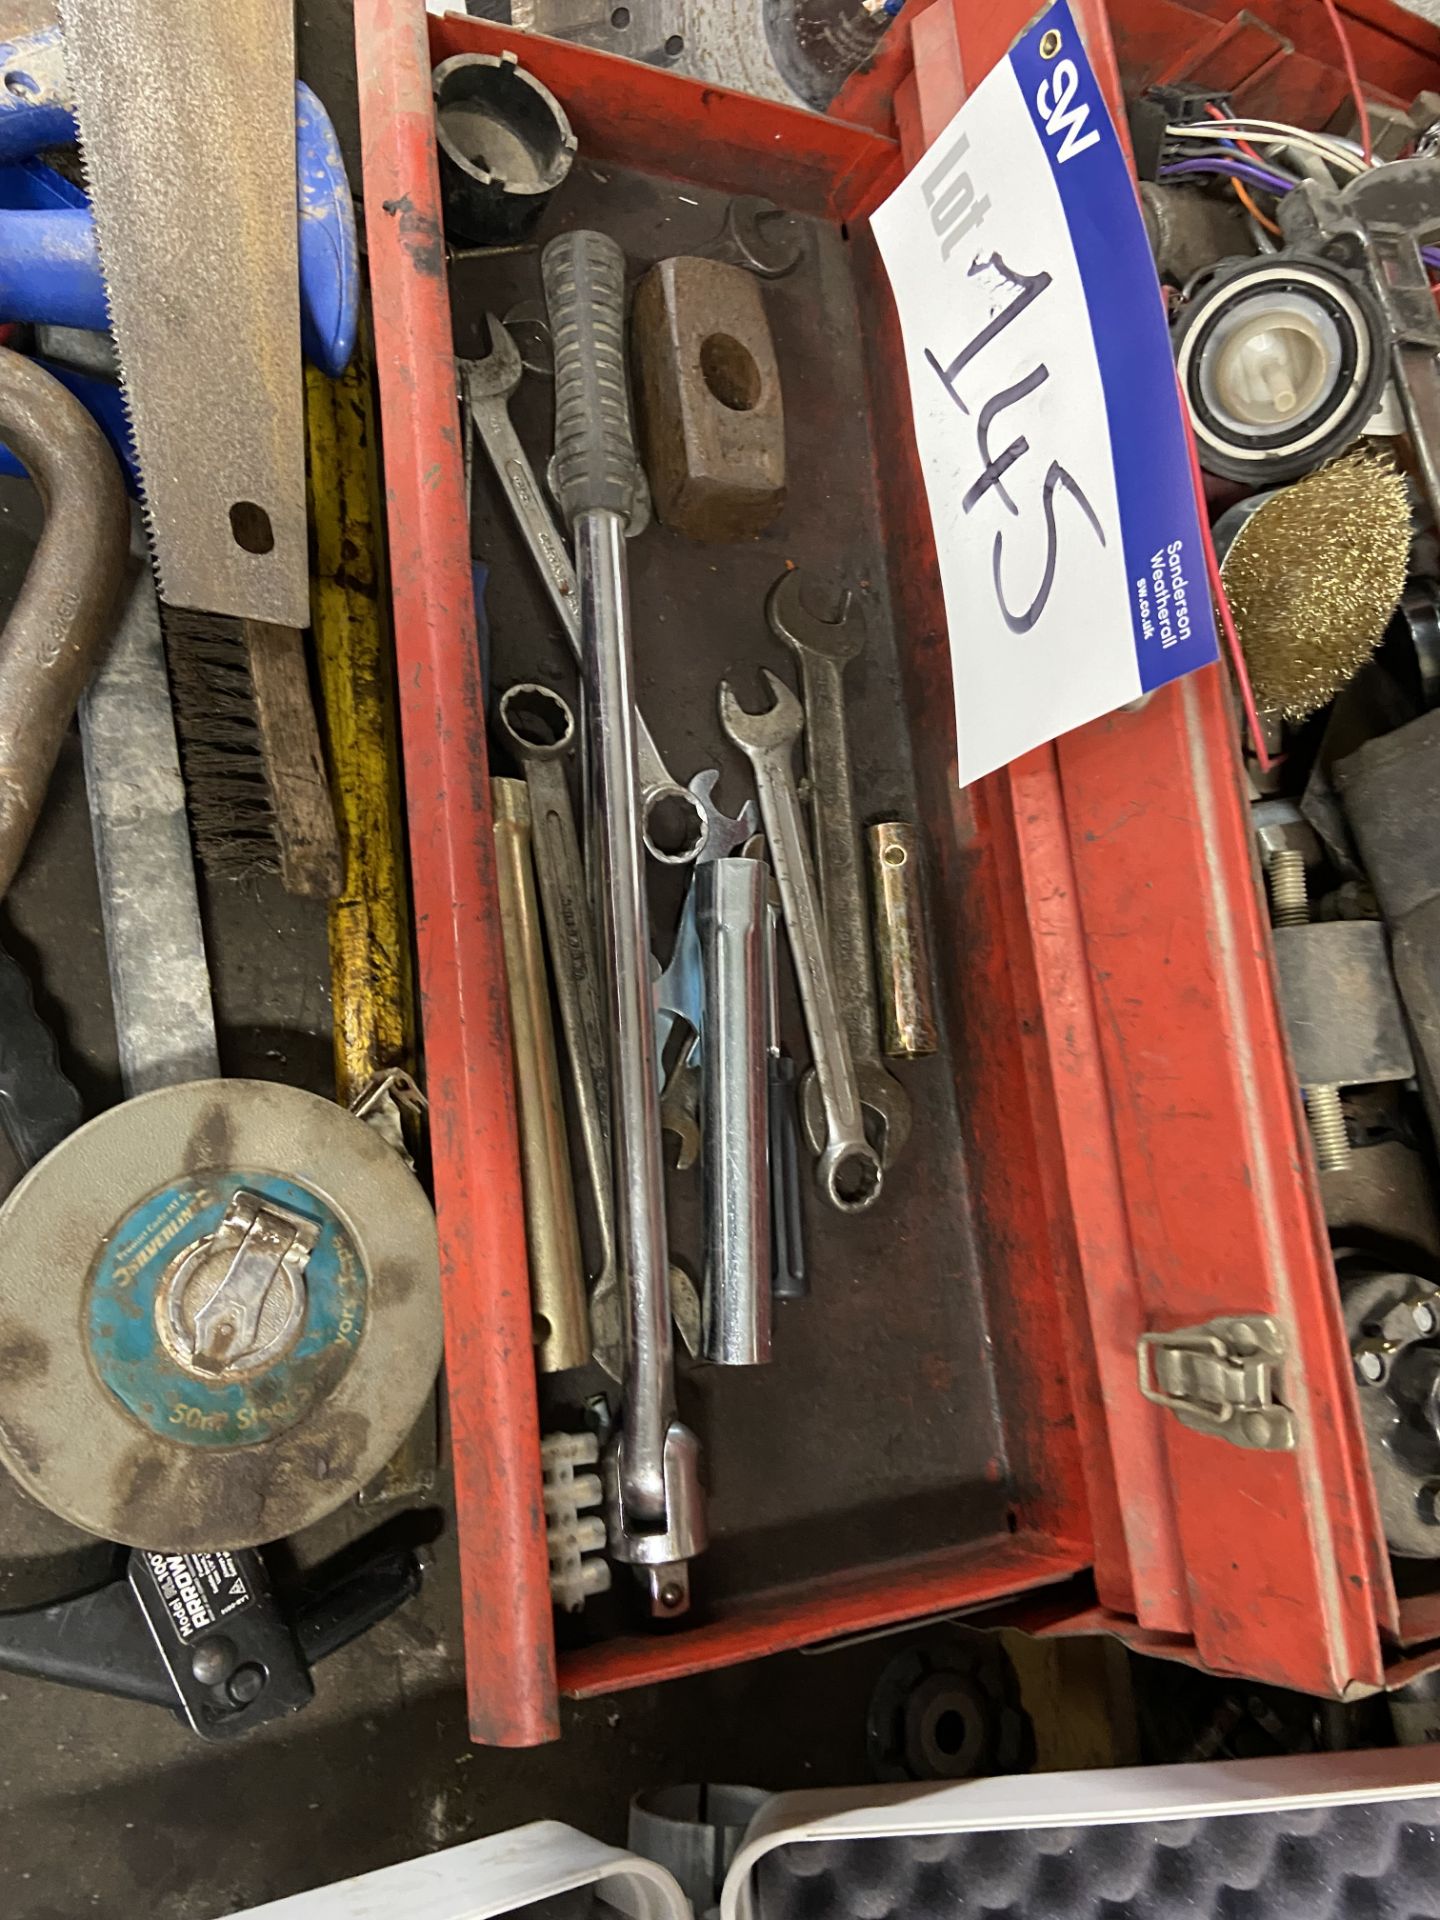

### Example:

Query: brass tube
xmin=492 ymin=776 xmax=591 ymax=1371
xmin=866 ymin=821 xmax=939 ymax=1059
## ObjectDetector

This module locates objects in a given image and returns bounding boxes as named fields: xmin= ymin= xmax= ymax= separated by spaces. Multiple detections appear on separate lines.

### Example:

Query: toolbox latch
xmin=1138 ymin=1316 xmax=1296 ymax=1452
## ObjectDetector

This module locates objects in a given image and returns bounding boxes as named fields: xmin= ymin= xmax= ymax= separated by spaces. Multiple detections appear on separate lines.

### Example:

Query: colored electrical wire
xmin=1319 ymin=0 xmax=1373 ymax=163
xmin=1202 ymin=98 xmax=1265 ymax=167
xmin=1178 ymin=116 xmax=1368 ymax=167
xmin=1199 ymin=124 xmax=1366 ymax=172
xmin=1231 ymin=177 xmax=1283 ymax=235
xmin=1158 ymin=157 xmax=1299 ymax=196
xmin=1165 ymin=120 xmax=1365 ymax=175
xmin=1162 ymin=156 xmax=1440 ymax=271
xmin=1165 ymin=120 xmax=1365 ymax=172
xmin=1165 ymin=142 xmax=1295 ymax=175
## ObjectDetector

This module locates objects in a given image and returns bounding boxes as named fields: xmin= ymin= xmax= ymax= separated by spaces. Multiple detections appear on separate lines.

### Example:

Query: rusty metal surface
xmin=0 ymin=351 xmax=127 ymax=901
xmin=632 ymin=256 xmax=785 ymax=542
xmin=58 ymin=0 xmax=308 ymax=624
xmin=0 ymin=1078 xmax=441 ymax=1550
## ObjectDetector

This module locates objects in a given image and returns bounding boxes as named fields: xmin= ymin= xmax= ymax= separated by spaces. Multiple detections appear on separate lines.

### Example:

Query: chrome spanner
xmin=496 ymin=683 xmax=700 ymax=1381
xmin=460 ymin=313 xmax=706 ymax=867
xmin=495 ymin=682 xmax=613 ymax=1274
xmin=767 ymin=570 xmax=911 ymax=1169
xmin=719 ymin=670 xmax=882 ymax=1214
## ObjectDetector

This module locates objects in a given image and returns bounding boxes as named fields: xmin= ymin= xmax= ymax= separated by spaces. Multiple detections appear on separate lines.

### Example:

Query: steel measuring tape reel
xmin=1174 ymin=254 xmax=1389 ymax=485
xmin=0 ymin=1079 xmax=442 ymax=1551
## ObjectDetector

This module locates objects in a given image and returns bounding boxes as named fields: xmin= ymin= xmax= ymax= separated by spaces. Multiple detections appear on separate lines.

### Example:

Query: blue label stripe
xmin=1008 ymin=2 xmax=1217 ymax=691
xmin=88 ymin=1170 xmax=366 ymax=1450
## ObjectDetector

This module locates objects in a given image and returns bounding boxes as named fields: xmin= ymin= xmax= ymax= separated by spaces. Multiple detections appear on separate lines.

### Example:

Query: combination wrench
xmin=766 ymin=570 xmax=911 ymax=1168
xmin=719 ymin=670 xmax=883 ymax=1214
xmin=460 ymin=312 xmax=707 ymax=867
xmin=495 ymin=683 xmax=613 ymax=1306
xmin=496 ymin=683 xmax=702 ymax=1381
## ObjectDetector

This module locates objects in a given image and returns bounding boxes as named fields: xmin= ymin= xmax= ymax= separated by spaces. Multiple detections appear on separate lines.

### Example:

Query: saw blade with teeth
xmin=59 ymin=0 xmax=308 ymax=625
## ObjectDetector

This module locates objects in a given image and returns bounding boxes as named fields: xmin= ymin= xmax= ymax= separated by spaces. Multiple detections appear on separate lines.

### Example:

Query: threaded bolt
xmin=1267 ymin=847 xmax=1309 ymax=927
xmin=1266 ymin=848 xmax=1352 ymax=1172
xmin=1306 ymin=1084 xmax=1351 ymax=1172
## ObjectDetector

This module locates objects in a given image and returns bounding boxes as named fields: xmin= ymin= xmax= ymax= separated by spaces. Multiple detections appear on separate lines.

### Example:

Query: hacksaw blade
xmin=59 ymin=0 xmax=308 ymax=625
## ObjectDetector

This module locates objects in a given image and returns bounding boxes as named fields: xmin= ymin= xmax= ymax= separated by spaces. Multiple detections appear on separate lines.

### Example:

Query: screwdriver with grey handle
xmin=541 ymin=228 xmax=706 ymax=1617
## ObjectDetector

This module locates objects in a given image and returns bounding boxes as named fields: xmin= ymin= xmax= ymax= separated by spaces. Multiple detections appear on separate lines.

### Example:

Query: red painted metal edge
xmin=997 ymin=752 xmax=1187 ymax=1629
xmin=872 ymin=0 xmax=1392 ymax=1692
xmin=835 ymin=0 xmax=1438 ymax=147
xmin=421 ymin=1 xmax=1094 ymax=1714
xmin=559 ymin=1533 xmax=1090 ymax=1697
xmin=355 ymin=0 xmax=559 ymax=1746
xmin=876 ymin=0 xmax=1185 ymax=1638
xmin=1176 ymin=0 xmax=1438 ymax=98
xmin=1394 ymin=1592 xmax=1440 ymax=1653
xmin=1058 ymin=677 xmax=1388 ymax=1693
xmin=1049 ymin=0 xmax=1392 ymax=1687
xmin=429 ymin=14 xmax=902 ymax=221
xmin=847 ymin=205 xmax=1106 ymax=1585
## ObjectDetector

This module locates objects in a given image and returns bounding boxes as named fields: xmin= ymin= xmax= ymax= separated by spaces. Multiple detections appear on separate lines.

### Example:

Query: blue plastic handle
xmin=296 ymin=80 xmax=359 ymax=377
xmin=0 ymin=24 xmax=73 ymax=165
xmin=0 ymin=58 xmax=358 ymax=377
xmin=0 ymin=205 xmax=104 ymax=331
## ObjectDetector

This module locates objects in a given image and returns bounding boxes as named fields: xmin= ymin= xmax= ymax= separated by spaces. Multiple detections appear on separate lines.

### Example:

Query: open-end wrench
xmin=459 ymin=313 xmax=707 ymax=867
xmin=497 ymin=685 xmax=700 ymax=1379
xmin=495 ymin=684 xmax=613 ymax=1273
xmin=702 ymin=196 xmax=806 ymax=279
xmin=661 ymin=1049 xmax=701 ymax=1171
xmin=719 ymin=670 xmax=882 ymax=1214
xmin=766 ymin=571 xmax=911 ymax=1169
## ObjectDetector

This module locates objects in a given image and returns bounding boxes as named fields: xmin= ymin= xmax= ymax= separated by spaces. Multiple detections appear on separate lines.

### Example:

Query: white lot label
xmin=869 ymin=0 xmax=1218 ymax=786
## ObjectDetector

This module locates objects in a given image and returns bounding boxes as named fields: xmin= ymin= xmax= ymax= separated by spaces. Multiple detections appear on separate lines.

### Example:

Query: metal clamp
xmin=159 ymin=1190 xmax=319 ymax=1379
xmin=1138 ymin=1315 xmax=1295 ymax=1452
xmin=349 ymin=1067 xmax=428 ymax=1165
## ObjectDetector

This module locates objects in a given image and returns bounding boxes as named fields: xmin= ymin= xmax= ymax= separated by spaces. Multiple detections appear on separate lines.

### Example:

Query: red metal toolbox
xmin=355 ymin=0 xmax=1440 ymax=1746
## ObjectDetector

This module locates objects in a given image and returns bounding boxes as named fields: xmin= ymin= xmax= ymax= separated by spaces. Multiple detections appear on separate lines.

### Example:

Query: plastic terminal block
xmin=542 ymin=1431 xmax=611 ymax=1611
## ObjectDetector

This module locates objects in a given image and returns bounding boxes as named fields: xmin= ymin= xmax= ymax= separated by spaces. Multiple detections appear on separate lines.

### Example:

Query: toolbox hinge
xmin=1138 ymin=1315 xmax=1296 ymax=1452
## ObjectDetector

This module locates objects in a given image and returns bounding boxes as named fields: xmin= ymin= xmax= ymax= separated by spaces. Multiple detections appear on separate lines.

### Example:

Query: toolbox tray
xmin=356 ymin=0 xmax=1440 ymax=1745
xmin=449 ymin=162 xmax=1033 ymax=1624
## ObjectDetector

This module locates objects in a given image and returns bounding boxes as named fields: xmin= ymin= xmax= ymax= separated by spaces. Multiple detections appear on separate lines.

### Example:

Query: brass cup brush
xmin=1219 ymin=448 xmax=1412 ymax=722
